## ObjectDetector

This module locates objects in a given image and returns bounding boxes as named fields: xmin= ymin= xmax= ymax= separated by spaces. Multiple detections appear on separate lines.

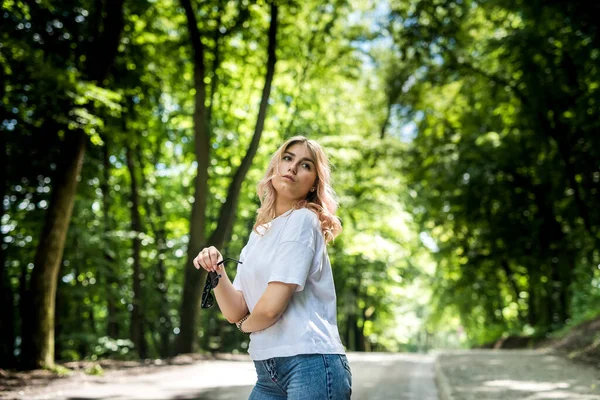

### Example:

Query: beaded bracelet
xmin=236 ymin=313 xmax=251 ymax=334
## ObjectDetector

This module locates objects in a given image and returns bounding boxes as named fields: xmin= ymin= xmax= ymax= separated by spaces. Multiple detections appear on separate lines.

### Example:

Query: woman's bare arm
xmin=239 ymin=281 xmax=297 ymax=332
xmin=214 ymin=271 xmax=249 ymax=323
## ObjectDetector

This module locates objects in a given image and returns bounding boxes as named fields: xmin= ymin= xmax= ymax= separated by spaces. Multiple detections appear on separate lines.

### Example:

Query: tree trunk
xmin=18 ymin=261 xmax=31 ymax=366
xmin=72 ymin=258 xmax=87 ymax=358
xmin=0 ymin=127 xmax=16 ymax=368
xmin=138 ymin=146 xmax=171 ymax=358
xmin=176 ymin=0 xmax=210 ymax=355
xmin=345 ymin=313 xmax=356 ymax=351
xmin=534 ymin=181 xmax=572 ymax=328
xmin=26 ymin=132 xmax=86 ymax=369
xmin=558 ymin=257 xmax=573 ymax=323
xmin=101 ymin=134 xmax=119 ymax=338
xmin=0 ymin=255 xmax=15 ymax=369
xmin=54 ymin=279 xmax=64 ymax=362
xmin=527 ymin=266 xmax=538 ymax=327
xmin=176 ymin=0 xmax=279 ymax=355
xmin=126 ymin=143 xmax=146 ymax=359
xmin=354 ymin=319 xmax=365 ymax=352
xmin=154 ymin=203 xmax=171 ymax=358
xmin=22 ymin=0 xmax=125 ymax=369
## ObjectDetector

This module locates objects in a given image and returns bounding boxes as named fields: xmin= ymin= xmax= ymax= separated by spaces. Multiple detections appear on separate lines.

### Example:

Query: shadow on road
xmin=2 ymin=353 xmax=439 ymax=400
xmin=60 ymin=385 xmax=255 ymax=400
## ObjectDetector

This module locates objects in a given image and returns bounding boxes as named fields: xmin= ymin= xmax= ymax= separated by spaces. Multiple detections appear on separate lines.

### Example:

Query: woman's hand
xmin=193 ymin=246 xmax=224 ymax=273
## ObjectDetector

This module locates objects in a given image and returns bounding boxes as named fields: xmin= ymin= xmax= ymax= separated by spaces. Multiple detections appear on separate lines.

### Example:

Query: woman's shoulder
xmin=286 ymin=207 xmax=320 ymax=230
xmin=277 ymin=207 xmax=322 ymax=246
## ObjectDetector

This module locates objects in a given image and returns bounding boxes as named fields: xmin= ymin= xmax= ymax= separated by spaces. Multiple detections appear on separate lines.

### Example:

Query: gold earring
xmin=310 ymin=187 xmax=316 ymax=192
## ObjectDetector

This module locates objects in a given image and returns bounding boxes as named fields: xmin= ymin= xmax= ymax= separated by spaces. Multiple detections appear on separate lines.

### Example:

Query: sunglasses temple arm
xmin=216 ymin=258 xmax=243 ymax=266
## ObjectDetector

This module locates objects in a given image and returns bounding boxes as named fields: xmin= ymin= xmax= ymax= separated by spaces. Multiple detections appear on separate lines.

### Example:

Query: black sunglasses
xmin=201 ymin=258 xmax=242 ymax=309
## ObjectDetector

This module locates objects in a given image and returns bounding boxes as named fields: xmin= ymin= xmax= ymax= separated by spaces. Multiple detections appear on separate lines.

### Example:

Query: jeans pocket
xmin=338 ymin=354 xmax=352 ymax=376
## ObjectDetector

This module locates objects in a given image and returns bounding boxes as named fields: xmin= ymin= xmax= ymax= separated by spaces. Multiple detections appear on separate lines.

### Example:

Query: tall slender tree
xmin=0 ymin=117 xmax=16 ymax=368
xmin=24 ymin=0 xmax=125 ymax=369
xmin=126 ymin=138 xmax=147 ymax=358
xmin=176 ymin=0 xmax=279 ymax=354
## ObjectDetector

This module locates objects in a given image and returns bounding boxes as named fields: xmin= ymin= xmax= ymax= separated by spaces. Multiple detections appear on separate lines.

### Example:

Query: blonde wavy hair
xmin=254 ymin=136 xmax=342 ymax=243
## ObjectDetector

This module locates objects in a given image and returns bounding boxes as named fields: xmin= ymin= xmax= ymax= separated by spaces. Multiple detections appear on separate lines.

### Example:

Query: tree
xmin=23 ymin=0 xmax=126 ymax=369
xmin=176 ymin=0 xmax=279 ymax=354
xmin=383 ymin=0 xmax=600 ymax=343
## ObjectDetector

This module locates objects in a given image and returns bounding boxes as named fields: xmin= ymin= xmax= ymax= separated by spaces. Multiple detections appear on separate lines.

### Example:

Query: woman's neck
xmin=275 ymin=201 xmax=294 ymax=218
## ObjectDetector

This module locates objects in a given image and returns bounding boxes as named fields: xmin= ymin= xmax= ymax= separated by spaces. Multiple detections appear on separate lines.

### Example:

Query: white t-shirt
xmin=232 ymin=207 xmax=346 ymax=360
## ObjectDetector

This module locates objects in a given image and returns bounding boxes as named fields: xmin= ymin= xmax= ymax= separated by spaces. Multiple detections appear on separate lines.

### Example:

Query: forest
xmin=1 ymin=0 xmax=599 ymax=370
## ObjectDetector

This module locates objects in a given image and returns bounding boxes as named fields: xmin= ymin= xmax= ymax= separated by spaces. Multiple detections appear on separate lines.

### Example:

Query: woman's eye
xmin=302 ymin=163 xmax=311 ymax=170
xmin=282 ymin=155 xmax=292 ymax=161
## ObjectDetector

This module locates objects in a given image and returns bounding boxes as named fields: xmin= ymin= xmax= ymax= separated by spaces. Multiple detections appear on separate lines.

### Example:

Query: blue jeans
xmin=249 ymin=353 xmax=352 ymax=399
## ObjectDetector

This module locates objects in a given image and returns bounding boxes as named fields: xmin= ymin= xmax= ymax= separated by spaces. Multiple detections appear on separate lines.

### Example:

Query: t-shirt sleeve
xmin=232 ymin=245 xmax=248 ymax=291
xmin=268 ymin=209 xmax=319 ymax=292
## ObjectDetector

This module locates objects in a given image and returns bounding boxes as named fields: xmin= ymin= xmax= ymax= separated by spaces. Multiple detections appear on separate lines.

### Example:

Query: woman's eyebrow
xmin=284 ymin=151 xmax=315 ymax=164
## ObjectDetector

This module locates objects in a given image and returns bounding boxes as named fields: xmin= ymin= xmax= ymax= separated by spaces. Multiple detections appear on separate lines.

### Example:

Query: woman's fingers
xmin=194 ymin=247 xmax=232 ymax=272
xmin=195 ymin=246 xmax=223 ymax=272
xmin=195 ymin=253 xmax=206 ymax=270
xmin=200 ymin=249 xmax=211 ymax=271
xmin=195 ymin=249 xmax=209 ymax=271
xmin=208 ymin=246 xmax=223 ymax=272
xmin=209 ymin=246 xmax=223 ymax=269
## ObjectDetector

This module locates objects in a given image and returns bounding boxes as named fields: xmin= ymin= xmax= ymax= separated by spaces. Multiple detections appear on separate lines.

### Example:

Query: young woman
xmin=193 ymin=136 xmax=352 ymax=399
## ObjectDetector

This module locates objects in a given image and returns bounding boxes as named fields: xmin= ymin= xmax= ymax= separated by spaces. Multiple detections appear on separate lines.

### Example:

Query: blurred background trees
xmin=1 ymin=0 xmax=599 ymax=369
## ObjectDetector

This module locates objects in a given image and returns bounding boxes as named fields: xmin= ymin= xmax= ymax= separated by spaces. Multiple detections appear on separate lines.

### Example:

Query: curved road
xmin=8 ymin=353 xmax=439 ymax=400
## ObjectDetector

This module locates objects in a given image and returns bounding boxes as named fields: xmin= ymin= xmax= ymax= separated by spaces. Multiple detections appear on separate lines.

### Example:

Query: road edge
xmin=434 ymin=354 xmax=455 ymax=400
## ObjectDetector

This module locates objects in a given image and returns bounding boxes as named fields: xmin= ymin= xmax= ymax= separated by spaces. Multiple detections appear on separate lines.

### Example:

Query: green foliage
xmin=4 ymin=0 xmax=598 ymax=368
xmin=93 ymin=337 xmax=136 ymax=360
xmin=84 ymin=364 xmax=105 ymax=376
xmin=45 ymin=364 xmax=73 ymax=377
xmin=380 ymin=0 xmax=600 ymax=345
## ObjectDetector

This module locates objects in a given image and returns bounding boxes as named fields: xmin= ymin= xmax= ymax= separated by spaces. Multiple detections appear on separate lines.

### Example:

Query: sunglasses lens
xmin=202 ymin=292 xmax=214 ymax=309
xmin=200 ymin=262 xmax=239 ymax=309
xmin=207 ymin=271 xmax=221 ymax=288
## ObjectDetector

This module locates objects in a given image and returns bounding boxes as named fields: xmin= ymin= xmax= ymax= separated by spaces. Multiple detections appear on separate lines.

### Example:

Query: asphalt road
xmin=8 ymin=353 xmax=439 ymax=400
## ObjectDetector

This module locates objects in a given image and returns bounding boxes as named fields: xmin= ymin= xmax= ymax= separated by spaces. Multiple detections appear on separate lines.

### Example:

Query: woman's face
xmin=272 ymin=143 xmax=318 ymax=203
